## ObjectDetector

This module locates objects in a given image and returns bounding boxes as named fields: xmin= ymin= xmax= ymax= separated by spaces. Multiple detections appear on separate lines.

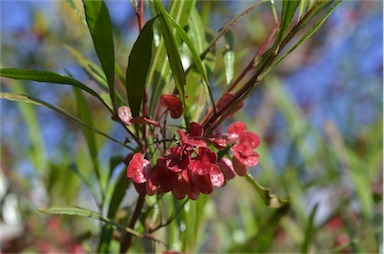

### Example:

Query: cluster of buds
xmin=124 ymin=95 xmax=260 ymax=200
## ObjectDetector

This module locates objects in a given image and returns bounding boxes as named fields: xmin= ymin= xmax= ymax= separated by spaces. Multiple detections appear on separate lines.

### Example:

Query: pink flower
xmin=127 ymin=153 xmax=152 ymax=184
xmin=172 ymin=170 xmax=199 ymax=200
xmin=227 ymin=121 xmax=260 ymax=170
xmin=189 ymin=147 xmax=224 ymax=194
xmin=178 ymin=122 xmax=206 ymax=147
xmin=160 ymin=94 xmax=183 ymax=119
xmin=150 ymin=157 xmax=179 ymax=193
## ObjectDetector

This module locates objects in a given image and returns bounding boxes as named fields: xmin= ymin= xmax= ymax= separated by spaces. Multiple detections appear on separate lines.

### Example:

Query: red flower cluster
xmin=127 ymin=121 xmax=260 ymax=200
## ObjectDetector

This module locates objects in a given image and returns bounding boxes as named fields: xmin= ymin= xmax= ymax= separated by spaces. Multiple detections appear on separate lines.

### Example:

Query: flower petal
xmin=209 ymin=165 xmax=225 ymax=187
xmin=118 ymin=106 xmax=132 ymax=126
xmin=160 ymin=94 xmax=183 ymax=119
xmin=127 ymin=153 xmax=151 ymax=183
xmin=218 ymin=157 xmax=236 ymax=180
xmin=192 ymin=173 xmax=213 ymax=194
xmin=232 ymin=156 xmax=248 ymax=176
xmin=228 ymin=121 xmax=247 ymax=135
xmin=239 ymin=132 xmax=260 ymax=148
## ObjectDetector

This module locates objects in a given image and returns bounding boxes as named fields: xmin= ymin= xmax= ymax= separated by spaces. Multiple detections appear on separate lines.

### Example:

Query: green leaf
xmin=9 ymin=83 xmax=47 ymax=172
xmin=73 ymin=87 xmax=104 ymax=194
xmin=83 ymin=0 xmax=116 ymax=110
xmin=64 ymin=45 xmax=107 ymax=88
xmin=126 ymin=17 xmax=157 ymax=117
xmin=147 ymin=0 xmax=195 ymax=115
xmin=39 ymin=206 xmax=141 ymax=237
xmin=39 ymin=206 xmax=104 ymax=220
xmin=66 ymin=0 xmax=85 ymax=23
xmin=166 ymin=14 xmax=216 ymax=113
xmin=275 ymin=0 xmax=300 ymax=49
xmin=245 ymin=173 xmax=290 ymax=208
xmin=99 ymin=166 xmax=130 ymax=253
xmin=0 ymin=92 xmax=134 ymax=151
xmin=263 ymin=0 xmax=340 ymax=78
xmin=301 ymin=203 xmax=318 ymax=253
xmin=154 ymin=1 xmax=186 ymax=88
xmin=223 ymin=30 xmax=235 ymax=85
xmin=0 ymin=68 xmax=113 ymax=113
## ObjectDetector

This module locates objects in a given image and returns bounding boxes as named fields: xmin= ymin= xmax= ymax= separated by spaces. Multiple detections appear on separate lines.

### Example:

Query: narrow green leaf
xmin=154 ymin=0 xmax=186 ymax=88
xmin=39 ymin=206 xmax=106 ymax=220
xmin=154 ymin=0 xmax=189 ymax=124
xmin=39 ymin=206 xmax=141 ymax=237
xmin=0 ymin=68 xmax=113 ymax=113
xmin=275 ymin=0 xmax=300 ymax=48
xmin=147 ymin=0 xmax=195 ymax=115
xmin=301 ymin=203 xmax=318 ymax=253
xmin=65 ymin=0 xmax=85 ymax=23
xmin=9 ymin=83 xmax=47 ymax=172
xmin=0 ymin=92 xmax=134 ymax=151
xmin=99 ymin=166 xmax=130 ymax=253
xmin=263 ymin=0 xmax=340 ymax=78
xmin=83 ymin=0 xmax=116 ymax=109
xmin=69 ymin=163 xmax=99 ymax=201
xmin=166 ymin=15 xmax=216 ymax=112
xmin=73 ymin=87 xmax=104 ymax=194
xmin=126 ymin=17 xmax=157 ymax=117
xmin=199 ymin=0 xmax=269 ymax=62
xmin=245 ymin=173 xmax=290 ymax=208
xmin=223 ymin=30 xmax=235 ymax=85
xmin=64 ymin=45 xmax=107 ymax=88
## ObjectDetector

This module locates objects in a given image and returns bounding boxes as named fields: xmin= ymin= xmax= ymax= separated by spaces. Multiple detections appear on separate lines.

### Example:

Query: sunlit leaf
xmin=126 ymin=17 xmax=157 ymax=117
xmin=83 ymin=0 xmax=116 ymax=109
xmin=148 ymin=0 xmax=195 ymax=116
xmin=223 ymin=30 xmax=235 ymax=85
xmin=154 ymin=0 xmax=189 ymax=124
xmin=263 ymin=0 xmax=341 ymax=77
xmin=166 ymin=14 xmax=216 ymax=112
xmin=154 ymin=0 xmax=186 ymax=88
xmin=275 ymin=0 xmax=300 ymax=49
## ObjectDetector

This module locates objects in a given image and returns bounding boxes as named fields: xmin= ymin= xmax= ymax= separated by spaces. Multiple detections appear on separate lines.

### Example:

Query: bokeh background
xmin=1 ymin=0 xmax=382 ymax=253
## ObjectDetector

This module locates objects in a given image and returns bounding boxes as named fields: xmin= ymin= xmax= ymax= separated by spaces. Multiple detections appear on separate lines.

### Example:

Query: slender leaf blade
xmin=126 ymin=17 xmax=156 ymax=117
xmin=0 ymin=92 xmax=134 ymax=151
xmin=264 ymin=0 xmax=341 ymax=77
xmin=245 ymin=173 xmax=290 ymax=208
xmin=276 ymin=0 xmax=300 ymax=47
xmin=83 ymin=0 xmax=115 ymax=109
xmin=0 ymin=68 xmax=113 ymax=112
xmin=167 ymin=15 xmax=215 ymax=111
xmin=73 ymin=87 xmax=103 ymax=192
xmin=64 ymin=45 xmax=107 ymax=88
xmin=147 ymin=0 xmax=195 ymax=115
xmin=223 ymin=30 xmax=235 ymax=85
xmin=39 ymin=206 xmax=106 ymax=221
xmin=301 ymin=203 xmax=318 ymax=253
xmin=154 ymin=0 xmax=186 ymax=89
xmin=154 ymin=0 xmax=189 ymax=123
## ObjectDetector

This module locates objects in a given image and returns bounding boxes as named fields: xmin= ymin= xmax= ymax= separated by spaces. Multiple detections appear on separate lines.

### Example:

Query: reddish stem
xmin=119 ymin=194 xmax=146 ymax=253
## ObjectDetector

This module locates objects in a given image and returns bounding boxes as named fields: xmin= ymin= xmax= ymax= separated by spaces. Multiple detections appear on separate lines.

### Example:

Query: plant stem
xmin=119 ymin=194 xmax=146 ymax=253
